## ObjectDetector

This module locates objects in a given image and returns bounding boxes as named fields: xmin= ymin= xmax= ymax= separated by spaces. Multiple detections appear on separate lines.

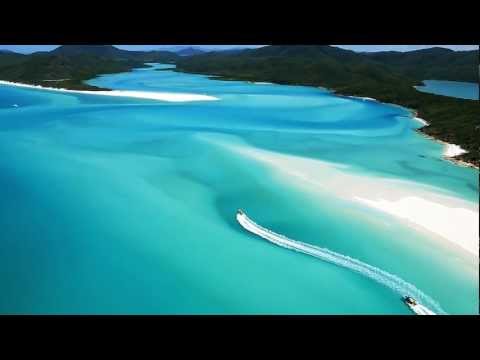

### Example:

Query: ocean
xmin=0 ymin=64 xmax=478 ymax=314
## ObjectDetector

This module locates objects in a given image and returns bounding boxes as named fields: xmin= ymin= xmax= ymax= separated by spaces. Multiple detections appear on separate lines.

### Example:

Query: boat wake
xmin=237 ymin=210 xmax=445 ymax=314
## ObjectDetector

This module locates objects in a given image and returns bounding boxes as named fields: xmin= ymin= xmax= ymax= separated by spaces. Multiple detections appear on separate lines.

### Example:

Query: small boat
xmin=404 ymin=296 xmax=417 ymax=306
xmin=403 ymin=296 xmax=436 ymax=315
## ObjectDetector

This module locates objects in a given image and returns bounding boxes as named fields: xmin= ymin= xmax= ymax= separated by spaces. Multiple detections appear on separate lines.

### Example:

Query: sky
xmin=0 ymin=45 xmax=263 ymax=54
xmin=0 ymin=45 xmax=477 ymax=54
xmin=333 ymin=45 xmax=478 ymax=52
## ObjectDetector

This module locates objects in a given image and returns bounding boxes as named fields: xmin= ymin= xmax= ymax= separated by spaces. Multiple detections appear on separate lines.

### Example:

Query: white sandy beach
xmin=444 ymin=143 xmax=467 ymax=158
xmin=345 ymin=95 xmax=378 ymax=102
xmin=0 ymin=80 xmax=219 ymax=102
xmin=202 ymin=134 xmax=479 ymax=257
xmin=413 ymin=116 xmax=430 ymax=127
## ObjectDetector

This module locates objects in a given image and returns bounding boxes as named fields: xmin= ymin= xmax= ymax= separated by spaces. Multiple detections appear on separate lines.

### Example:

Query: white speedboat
xmin=404 ymin=296 xmax=436 ymax=315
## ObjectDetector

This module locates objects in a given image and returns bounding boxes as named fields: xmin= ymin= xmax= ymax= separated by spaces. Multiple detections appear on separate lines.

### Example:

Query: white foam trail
xmin=237 ymin=211 xmax=445 ymax=314
xmin=408 ymin=303 xmax=436 ymax=315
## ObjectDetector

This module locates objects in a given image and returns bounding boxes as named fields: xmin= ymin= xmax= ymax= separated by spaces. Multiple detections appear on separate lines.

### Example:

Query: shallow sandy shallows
xmin=0 ymin=80 xmax=219 ymax=102
xmin=202 ymin=134 xmax=479 ymax=257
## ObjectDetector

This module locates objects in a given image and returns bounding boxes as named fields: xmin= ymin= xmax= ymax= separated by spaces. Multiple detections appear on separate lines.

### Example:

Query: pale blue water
xmin=415 ymin=80 xmax=478 ymax=100
xmin=0 ymin=64 xmax=478 ymax=314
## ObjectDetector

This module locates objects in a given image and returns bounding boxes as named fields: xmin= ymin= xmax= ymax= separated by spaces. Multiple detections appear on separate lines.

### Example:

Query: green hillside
xmin=0 ymin=45 xmax=179 ymax=90
xmin=366 ymin=47 xmax=478 ymax=82
xmin=0 ymin=50 xmax=27 ymax=68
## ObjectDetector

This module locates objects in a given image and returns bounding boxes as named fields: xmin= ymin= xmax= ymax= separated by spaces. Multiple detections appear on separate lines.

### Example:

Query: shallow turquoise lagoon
xmin=0 ymin=64 xmax=478 ymax=314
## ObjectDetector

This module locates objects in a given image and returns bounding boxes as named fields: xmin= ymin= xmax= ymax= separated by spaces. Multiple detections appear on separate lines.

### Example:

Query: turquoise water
xmin=0 ymin=64 xmax=478 ymax=314
xmin=415 ymin=80 xmax=478 ymax=100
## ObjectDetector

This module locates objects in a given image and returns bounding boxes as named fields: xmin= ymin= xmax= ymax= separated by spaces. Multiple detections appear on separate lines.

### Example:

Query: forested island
xmin=0 ymin=45 xmax=179 ymax=90
xmin=0 ymin=45 xmax=478 ymax=166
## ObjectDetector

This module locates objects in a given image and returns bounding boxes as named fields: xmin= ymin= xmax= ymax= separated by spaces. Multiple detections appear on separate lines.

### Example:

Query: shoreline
xmin=410 ymin=110 xmax=478 ymax=170
xmin=337 ymin=95 xmax=478 ymax=170
xmin=413 ymin=116 xmax=430 ymax=127
xmin=340 ymin=96 xmax=478 ymax=170
xmin=0 ymin=80 xmax=219 ymax=103
xmin=329 ymin=95 xmax=480 ymax=170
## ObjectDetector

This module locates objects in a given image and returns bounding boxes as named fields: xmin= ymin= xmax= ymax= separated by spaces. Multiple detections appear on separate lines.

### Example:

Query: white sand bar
xmin=201 ymin=134 xmax=479 ymax=257
xmin=353 ymin=196 xmax=478 ymax=256
xmin=0 ymin=80 xmax=219 ymax=102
